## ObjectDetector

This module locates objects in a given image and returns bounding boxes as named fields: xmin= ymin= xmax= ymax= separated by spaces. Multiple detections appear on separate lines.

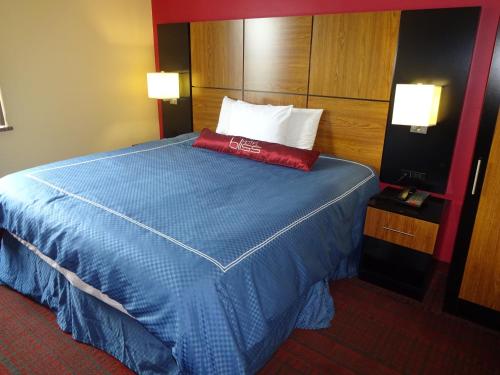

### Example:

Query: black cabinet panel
xmin=157 ymin=23 xmax=193 ymax=138
xmin=162 ymin=98 xmax=192 ymax=137
xmin=360 ymin=236 xmax=434 ymax=300
xmin=380 ymin=8 xmax=480 ymax=193
xmin=158 ymin=23 xmax=190 ymax=72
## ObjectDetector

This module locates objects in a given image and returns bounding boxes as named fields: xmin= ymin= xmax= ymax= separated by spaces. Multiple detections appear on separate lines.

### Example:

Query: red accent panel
xmin=151 ymin=20 xmax=164 ymax=139
xmin=193 ymin=129 xmax=320 ymax=171
xmin=152 ymin=0 xmax=498 ymax=23
xmin=151 ymin=0 xmax=500 ymax=262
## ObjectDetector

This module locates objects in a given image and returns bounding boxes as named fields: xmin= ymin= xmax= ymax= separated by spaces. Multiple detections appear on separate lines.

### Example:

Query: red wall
xmin=151 ymin=0 xmax=500 ymax=262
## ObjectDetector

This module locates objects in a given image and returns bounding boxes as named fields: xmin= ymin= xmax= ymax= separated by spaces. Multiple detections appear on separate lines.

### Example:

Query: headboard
xmin=189 ymin=12 xmax=401 ymax=172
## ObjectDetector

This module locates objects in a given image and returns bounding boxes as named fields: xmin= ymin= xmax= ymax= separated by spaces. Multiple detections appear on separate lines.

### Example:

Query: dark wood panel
xmin=368 ymin=187 xmax=445 ymax=224
xmin=243 ymin=91 xmax=307 ymax=107
xmin=157 ymin=23 xmax=192 ymax=138
xmin=308 ymin=96 xmax=388 ymax=172
xmin=309 ymin=11 xmax=400 ymax=101
xmin=244 ymin=16 xmax=312 ymax=94
xmin=190 ymin=20 xmax=243 ymax=89
xmin=360 ymin=236 xmax=435 ymax=300
xmin=192 ymin=87 xmax=242 ymax=132
xmin=158 ymin=23 xmax=191 ymax=73
xmin=162 ymin=98 xmax=193 ymax=138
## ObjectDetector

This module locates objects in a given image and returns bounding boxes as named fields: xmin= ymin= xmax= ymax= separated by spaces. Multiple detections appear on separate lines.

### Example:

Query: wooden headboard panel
xmin=190 ymin=11 xmax=400 ymax=172
xmin=308 ymin=97 xmax=389 ymax=170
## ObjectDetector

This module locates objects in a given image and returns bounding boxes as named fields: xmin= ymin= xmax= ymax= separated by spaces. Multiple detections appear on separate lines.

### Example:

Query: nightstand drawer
xmin=364 ymin=207 xmax=439 ymax=254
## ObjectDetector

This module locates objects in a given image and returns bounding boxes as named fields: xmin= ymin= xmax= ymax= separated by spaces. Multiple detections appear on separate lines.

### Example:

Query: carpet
xmin=0 ymin=264 xmax=498 ymax=374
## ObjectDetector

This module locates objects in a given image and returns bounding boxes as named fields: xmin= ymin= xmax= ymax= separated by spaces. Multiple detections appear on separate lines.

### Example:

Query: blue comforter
xmin=0 ymin=133 xmax=378 ymax=374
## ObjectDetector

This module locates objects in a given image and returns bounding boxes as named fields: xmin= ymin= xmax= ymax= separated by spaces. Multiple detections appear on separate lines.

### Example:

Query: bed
xmin=0 ymin=132 xmax=378 ymax=374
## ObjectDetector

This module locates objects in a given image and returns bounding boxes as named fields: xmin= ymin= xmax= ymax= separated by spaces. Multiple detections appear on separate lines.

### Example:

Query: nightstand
xmin=359 ymin=187 xmax=446 ymax=300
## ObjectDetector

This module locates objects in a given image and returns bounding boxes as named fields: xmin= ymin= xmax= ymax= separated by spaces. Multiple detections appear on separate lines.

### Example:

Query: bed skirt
xmin=0 ymin=231 xmax=179 ymax=375
xmin=0 ymin=229 xmax=362 ymax=374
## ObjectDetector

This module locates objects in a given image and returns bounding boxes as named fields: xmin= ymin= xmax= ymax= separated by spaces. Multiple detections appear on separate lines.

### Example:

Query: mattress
xmin=0 ymin=132 xmax=379 ymax=374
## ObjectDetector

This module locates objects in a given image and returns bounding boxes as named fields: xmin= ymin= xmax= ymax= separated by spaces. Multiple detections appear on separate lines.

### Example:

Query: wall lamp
xmin=147 ymin=72 xmax=180 ymax=104
xmin=391 ymin=83 xmax=442 ymax=134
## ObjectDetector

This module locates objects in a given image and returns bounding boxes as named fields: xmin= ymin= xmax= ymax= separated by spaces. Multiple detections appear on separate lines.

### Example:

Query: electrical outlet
xmin=401 ymin=169 xmax=427 ymax=182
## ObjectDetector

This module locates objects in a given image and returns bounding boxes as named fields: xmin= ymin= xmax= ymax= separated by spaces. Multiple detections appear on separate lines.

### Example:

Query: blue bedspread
xmin=0 ymin=133 xmax=378 ymax=374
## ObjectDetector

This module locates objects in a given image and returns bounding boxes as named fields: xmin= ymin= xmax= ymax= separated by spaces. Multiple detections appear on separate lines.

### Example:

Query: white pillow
xmin=215 ymin=96 xmax=237 ymax=135
xmin=227 ymin=100 xmax=292 ymax=144
xmin=284 ymin=108 xmax=323 ymax=150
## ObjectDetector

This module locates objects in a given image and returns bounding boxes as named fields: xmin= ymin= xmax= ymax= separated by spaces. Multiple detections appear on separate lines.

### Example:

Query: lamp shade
xmin=147 ymin=72 xmax=180 ymax=99
xmin=392 ymin=84 xmax=442 ymax=127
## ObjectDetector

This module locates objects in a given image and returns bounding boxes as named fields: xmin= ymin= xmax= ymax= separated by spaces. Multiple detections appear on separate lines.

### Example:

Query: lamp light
xmin=147 ymin=72 xmax=180 ymax=104
xmin=391 ymin=83 xmax=442 ymax=134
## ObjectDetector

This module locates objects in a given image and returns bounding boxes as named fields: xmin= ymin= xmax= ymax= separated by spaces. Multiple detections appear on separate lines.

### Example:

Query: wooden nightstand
xmin=359 ymin=187 xmax=446 ymax=300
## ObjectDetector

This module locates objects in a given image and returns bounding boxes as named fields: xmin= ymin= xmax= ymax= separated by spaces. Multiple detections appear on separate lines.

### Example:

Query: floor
xmin=0 ymin=264 xmax=499 ymax=374
xmin=259 ymin=264 xmax=500 ymax=374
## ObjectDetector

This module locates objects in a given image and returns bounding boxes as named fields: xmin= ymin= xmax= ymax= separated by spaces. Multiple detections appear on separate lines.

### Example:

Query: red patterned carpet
xmin=0 ymin=264 xmax=499 ymax=375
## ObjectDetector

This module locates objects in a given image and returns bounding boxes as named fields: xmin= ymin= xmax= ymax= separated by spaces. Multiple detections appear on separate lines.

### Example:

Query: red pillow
xmin=192 ymin=129 xmax=320 ymax=171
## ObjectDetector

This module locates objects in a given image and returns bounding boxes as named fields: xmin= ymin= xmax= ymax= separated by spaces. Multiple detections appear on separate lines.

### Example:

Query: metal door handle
xmin=471 ymin=159 xmax=482 ymax=195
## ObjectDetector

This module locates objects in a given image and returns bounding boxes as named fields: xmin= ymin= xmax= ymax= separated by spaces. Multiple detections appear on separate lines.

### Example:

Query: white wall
xmin=0 ymin=0 xmax=159 ymax=176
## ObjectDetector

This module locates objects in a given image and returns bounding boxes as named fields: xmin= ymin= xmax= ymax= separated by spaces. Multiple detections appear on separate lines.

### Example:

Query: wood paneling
xmin=364 ymin=207 xmax=439 ymax=254
xmin=244 ymin=16 xmax=312 ymax=94
xmin=190 ymin=20 xmax=243 ymax=89
xmin=309 ymin=11 xmax=400 ymax=101
xmin=308 ymin=96 xmax=388 ymax=171
xmin=189 ymin=12 xmax=397 ymax=169
xmin=243 ymin=91 xmax=307 ymax=107
xmin=192 ymin=87 xmax=242 ymax=132
xmin=459 ymin=110 xmax=500 ymax=311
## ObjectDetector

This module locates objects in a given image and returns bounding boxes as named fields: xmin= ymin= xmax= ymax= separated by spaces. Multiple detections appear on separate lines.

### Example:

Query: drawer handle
xmin=382 ymin=226 xmax=415 ymax=237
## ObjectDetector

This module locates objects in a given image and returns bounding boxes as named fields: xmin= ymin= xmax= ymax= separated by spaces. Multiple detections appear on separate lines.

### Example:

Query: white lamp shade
xmin=147 ymin=72 xmax=180 ymax=99
xmin=392 ymin=84 xmax=442 ymax=127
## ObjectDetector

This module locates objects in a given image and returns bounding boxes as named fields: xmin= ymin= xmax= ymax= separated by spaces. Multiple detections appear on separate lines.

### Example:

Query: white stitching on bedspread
xmin=224 ymin=172 xmax=374 ymax=270
xmin=24 ymin=141 xmax=375 ymax=272
xmin=9 ymin=232 xmax=134 ymax=318
xmin=29 ymin=136 xmax=198 ymax=175
xmin=26 ymin=174 xmax=228 ymax=271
